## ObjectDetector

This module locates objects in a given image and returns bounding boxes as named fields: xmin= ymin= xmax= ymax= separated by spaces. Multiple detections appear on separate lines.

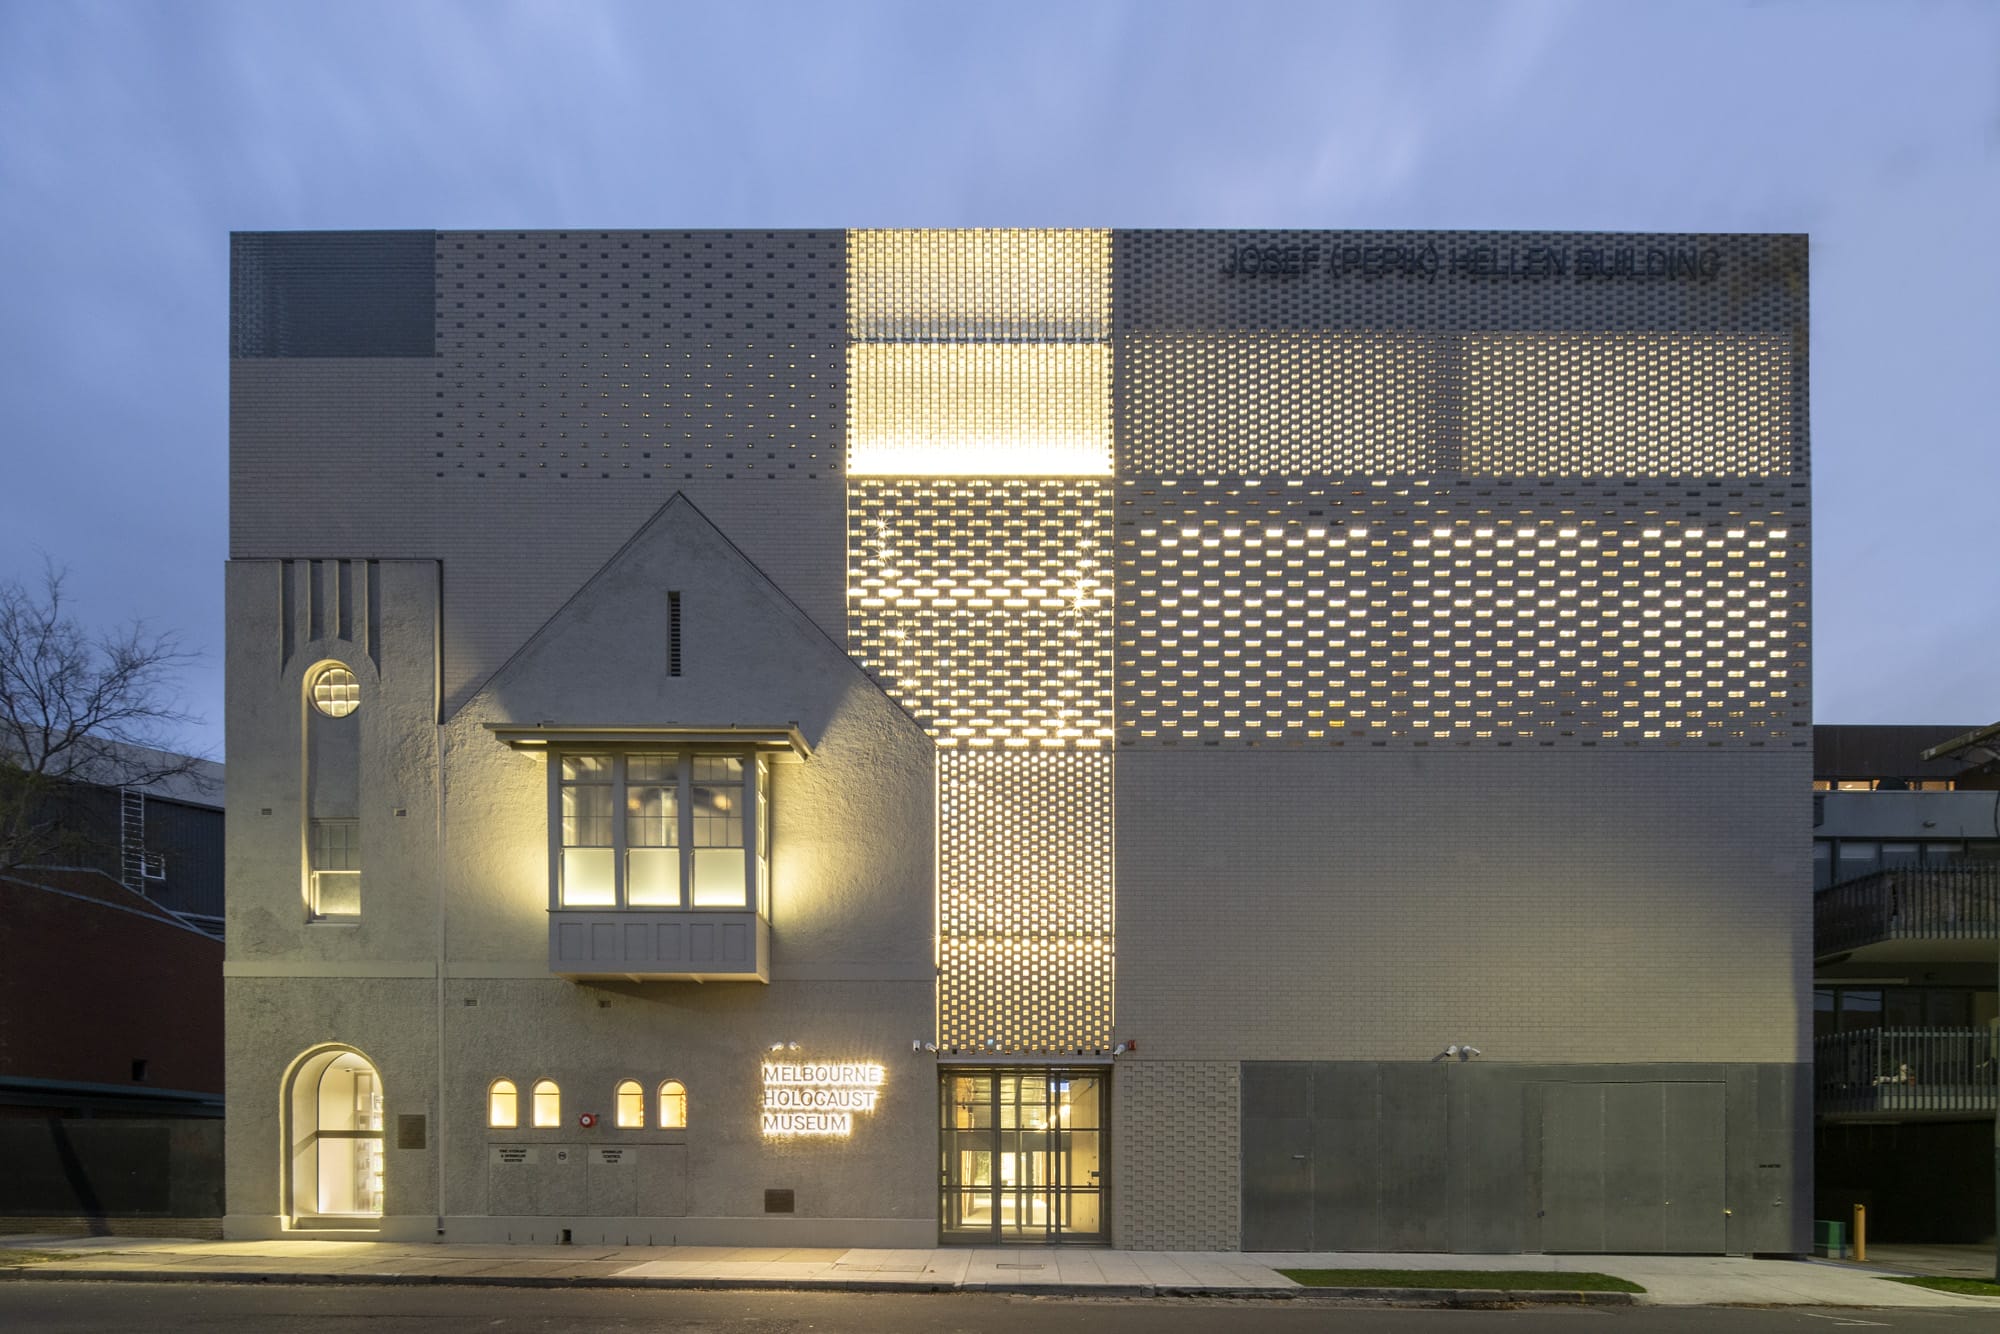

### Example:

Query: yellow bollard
xmin=1852 ymin=1203 xmax=1866 ymax=1262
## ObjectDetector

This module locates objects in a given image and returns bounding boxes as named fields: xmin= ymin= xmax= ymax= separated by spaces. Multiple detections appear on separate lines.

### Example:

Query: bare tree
xmin=0 ymin=561 xmax=206 ymax=875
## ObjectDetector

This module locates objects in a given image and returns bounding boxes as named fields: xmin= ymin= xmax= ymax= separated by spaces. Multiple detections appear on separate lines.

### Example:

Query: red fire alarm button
xmin=578 ymin=1113 xmax=597 ymax=1128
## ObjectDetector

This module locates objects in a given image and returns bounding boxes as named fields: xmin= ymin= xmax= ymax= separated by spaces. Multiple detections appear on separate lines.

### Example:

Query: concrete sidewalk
xmin=3 ymin=1234 xmax=1997 ymax=1308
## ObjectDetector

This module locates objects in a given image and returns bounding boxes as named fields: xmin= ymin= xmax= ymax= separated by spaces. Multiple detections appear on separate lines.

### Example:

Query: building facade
xmin=1812 ymin=724 xmax=1999 ymax=1243
xmin=227 ymin=229 xmax=1812 ymax=1251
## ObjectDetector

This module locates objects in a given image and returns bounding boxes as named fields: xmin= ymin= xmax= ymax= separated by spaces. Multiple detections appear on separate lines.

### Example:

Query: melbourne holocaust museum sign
xmin=760 ymin=1061 xmax=886 ymax=1136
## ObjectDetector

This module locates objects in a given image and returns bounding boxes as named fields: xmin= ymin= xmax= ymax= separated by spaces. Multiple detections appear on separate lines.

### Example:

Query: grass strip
xmin=1278 ymin=1268 xmax=1643 ymax=1293
xmin=0 ymin=1250 xmax=79 ymax=1267
xmin=1885 ymin=1275 xmax=2000 ymax=1298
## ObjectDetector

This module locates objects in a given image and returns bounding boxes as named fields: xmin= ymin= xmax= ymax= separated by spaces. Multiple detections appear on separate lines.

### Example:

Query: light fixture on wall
xmin=910 ymin=1039 xmax=939 ymax=1053
xmin=768 ymin=1042 xmax=802 ymax=1053
xmin=1431 ymin=1044 xmax=1482 ymax=1062
xmin=1112 ymin=1039 xmax=1136 ymax=1056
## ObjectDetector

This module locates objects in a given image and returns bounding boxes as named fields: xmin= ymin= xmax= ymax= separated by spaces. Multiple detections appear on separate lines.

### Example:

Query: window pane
xmin=694 ymin=758 xmax=744 ymax=850
xmin=628 ymin=753 xmax=676 ymax=784
xmin=561 ymin=754 xmax=612 ymax=783
xmin=756 ymin=759 xmax=771 ymax=917
xmin=1837 ymin=842 xmax=1879 ymax=870
xmin=616 ymin=1080 xmax=644 ymax=1128
xmin=692 ymin=848 xmax=747 ymax=907
xmin=489 ymin=1081 xmax=518 ymax=1129
xmin=1881 ymin=843 xmax=1920 ymax=870
xmin=1841 ymin=990 xmax=1882 ymax=1031
xmin=312 ymin=819 xmax=361 ymax=870
xmin=1813 ymin=989 xmax=1836 ymax=1039
xmin=659 ymin=1080 xmax=687 ymax=1129
xmin=626 ymin=779 xmax=677 ymax=847
xmin=562 ymin=783 xmax=612 ymax=848
xmin=532 ymin=1080 xmax=561 ymax=1128
xmin=626 ymin=848 xmax=681 ymax=906
xmin=562 ymin=848 xmax=615 ymax=906
xmin=313 ymin=871 xmax=361 ymax=917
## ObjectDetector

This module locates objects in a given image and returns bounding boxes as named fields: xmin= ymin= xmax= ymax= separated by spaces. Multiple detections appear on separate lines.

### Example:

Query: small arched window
xmin=615 ymin=1079 xmax=644 ymax=1128
xmin=658 ymin=1079 xmax=687 ymax=1129
xmin=532 ymin=1079 xmax=561 ymax=1128
xmin=488 ymin=1079 xmax=518 ymax=1128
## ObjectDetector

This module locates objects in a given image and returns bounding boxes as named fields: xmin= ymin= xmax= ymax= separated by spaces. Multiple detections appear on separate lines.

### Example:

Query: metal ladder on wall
xmin=119 ymin=787 xmax=146 ymax=892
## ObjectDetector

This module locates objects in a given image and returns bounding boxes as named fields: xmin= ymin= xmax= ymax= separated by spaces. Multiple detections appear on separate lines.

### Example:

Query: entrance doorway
xmin=939 ymin=1068 xmax=1106 ymax=1243
xmin=285 ymin=1046 xmax=385 ymax=1225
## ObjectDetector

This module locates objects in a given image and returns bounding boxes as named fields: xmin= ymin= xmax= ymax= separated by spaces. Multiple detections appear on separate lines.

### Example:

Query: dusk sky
xmin=2 ymin=0 xmax=1994 ymax=760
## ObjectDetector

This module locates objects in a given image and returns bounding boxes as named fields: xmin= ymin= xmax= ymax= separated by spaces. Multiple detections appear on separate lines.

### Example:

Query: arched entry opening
xmin=285 ymin=1046 xmax=385 ymax=1225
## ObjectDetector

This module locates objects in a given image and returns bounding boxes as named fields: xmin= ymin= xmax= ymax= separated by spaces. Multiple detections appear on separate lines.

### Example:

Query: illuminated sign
xmin=760 ymin=1062 xmax=885 ymax=1137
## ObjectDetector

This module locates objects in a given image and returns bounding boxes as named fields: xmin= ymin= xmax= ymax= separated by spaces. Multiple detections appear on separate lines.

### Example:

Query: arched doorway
xmin=285 ymin=1046 xmax=385 ymax=1224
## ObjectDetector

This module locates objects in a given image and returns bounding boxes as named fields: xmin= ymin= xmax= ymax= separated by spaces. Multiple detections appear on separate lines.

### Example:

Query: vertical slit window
xmin=668 ymin=591 xmax=682 ymax=677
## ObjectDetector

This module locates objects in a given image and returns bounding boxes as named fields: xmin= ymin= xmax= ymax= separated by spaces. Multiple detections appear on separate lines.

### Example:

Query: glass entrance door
xmin=940 ymin=1068 xmax=1105 ymax=1243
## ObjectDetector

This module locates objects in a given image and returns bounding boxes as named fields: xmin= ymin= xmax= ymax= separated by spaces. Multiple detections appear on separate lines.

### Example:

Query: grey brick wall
xmin=1114 ymin=1060 xmax=1240 ymax=1249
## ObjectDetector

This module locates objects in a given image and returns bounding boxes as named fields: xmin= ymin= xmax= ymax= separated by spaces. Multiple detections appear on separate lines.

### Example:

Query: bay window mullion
xmin=612 ymin=754 xmax=629 ymax=908
xmin=678 ymin=754 xmax=694 ymax=907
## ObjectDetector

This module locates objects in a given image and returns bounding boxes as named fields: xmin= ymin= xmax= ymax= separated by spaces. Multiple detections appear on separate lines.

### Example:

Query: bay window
xmin=555 ymin=751 xmax=762 ymax=911
xmin=487 ymin=723 xmax=804 ymax=982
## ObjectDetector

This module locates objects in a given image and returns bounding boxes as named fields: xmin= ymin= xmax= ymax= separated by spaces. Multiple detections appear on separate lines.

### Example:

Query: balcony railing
xmin=1814 ymin=1027 xmax=1997 ymax=1117
xmin=1815 ymin=863 xmax=2000 ymax=956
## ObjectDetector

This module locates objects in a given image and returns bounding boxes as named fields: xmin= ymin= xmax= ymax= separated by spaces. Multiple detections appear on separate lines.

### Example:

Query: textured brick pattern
xmin=936 ymin=750 xmax=1113 ymax=1052
xmin=1114 ymin=230 xmax=1809 ymax=753
xmin=847 ymin=343 xmax=1111 ymax=476
xmin=1461 ymin=332 xmax=1792 ymax=478
xmin=848 ymin=479 xmax=1112 ymax=746
xmin=1114 ymin=1061 xmax=1239 ymax=1250
xmin=436 ymin=231 xmax=843 ymax=483
xmin=845 ymin=232 xmax=1120 ymax=1054
xmin=1122 ymin=332 xmax=1449 ymax=476
xmin=1117 ymin=483 xmax=1805 ymax=745
xmin=1123 ymin=331 xmax=1791 ymax=479
xmin=848 ymin=229 xmax=1109 ymax=343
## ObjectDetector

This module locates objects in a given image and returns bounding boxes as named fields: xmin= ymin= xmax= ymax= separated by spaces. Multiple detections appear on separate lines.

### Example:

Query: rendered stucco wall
xmin=224 ymin=499 xmax=938 ymax=1242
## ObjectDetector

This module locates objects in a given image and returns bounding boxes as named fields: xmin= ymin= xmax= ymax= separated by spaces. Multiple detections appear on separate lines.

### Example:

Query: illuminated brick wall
xmin=1113 ymin=230 xmax=1810 ymax=749
xmin=847 ymin=231 xmax=1116 ymax=1052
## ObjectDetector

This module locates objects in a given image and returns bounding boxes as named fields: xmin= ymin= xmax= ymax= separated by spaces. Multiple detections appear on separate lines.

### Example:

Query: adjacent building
xmin=226 ymin=229 xmax=1812 ymax=1251
xmin=1812 ymin=723 xmax=2000 ymax=1242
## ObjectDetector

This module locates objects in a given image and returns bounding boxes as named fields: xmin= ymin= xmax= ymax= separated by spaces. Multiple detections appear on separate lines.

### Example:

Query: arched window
xmin=658 ymin=1079 xmax=687 ymax=1129
xmin=488 ymin=1079 xmax=518 ymax=1128
xmin=304 ymin=661 xmax=363 ymax=919
xmin=532 ymin=1079 xmax=561 ymax=1128
xmin=615 ymin=1079 xmax=644 ymax=1128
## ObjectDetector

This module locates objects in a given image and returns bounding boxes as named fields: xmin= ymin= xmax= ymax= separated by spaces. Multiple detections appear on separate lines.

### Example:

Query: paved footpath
xmin=3 ymin=1234 xmax=1996 ymax=1309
